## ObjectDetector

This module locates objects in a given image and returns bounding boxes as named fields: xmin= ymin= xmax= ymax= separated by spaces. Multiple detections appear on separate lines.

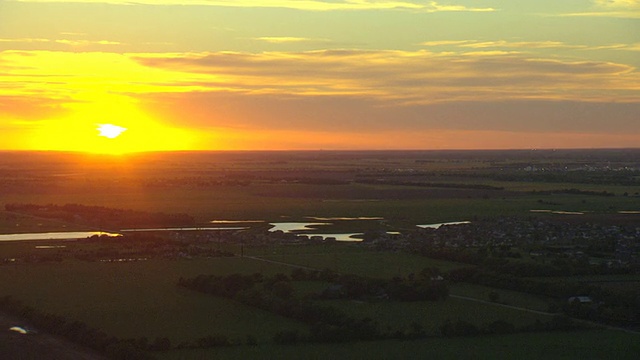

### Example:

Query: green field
xmin=3 ymin=181 xmax=639 ymax=230
xmin=322 ymin=297 xmax=551 ymax=335
xmin=157 ymin=330 xmax=640 ymax=360
xmin=258 ymin=250 xmax=466 ymax=278
xmin=0 ymin=258 xmax=306 ymax=343
xmin=449 ymin=283 xmax=554 ymax=313
xmin=1 ymin=150 xmax=639 ymax=358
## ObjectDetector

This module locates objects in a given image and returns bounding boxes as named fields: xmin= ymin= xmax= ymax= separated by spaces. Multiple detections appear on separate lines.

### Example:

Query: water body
xmin=9 ymin=326 xmax=28 ymax=335
xmin=120 ymin=227 xmax=247 ymax=232
xmin=530 ymin=210 xmax=585 ymax=215
xmin=305 ymin=233 xmax=363 ymax=242
xmin=0 ymin=227 xmax=247 ymax=242
xmin=210 ymin=220 xmax=265 ymax=224
xmin=307 ymin=217 xmax=384 ymax=221
xmin=269 ymin=222 xmax=330 ymax=233
xmin=0 ymin=231 xmax=121 ymax=242
xmin=417 ymin=221 xmax=471 ymax=229
xmin=268 ymin=222 xmax=406 ymax=242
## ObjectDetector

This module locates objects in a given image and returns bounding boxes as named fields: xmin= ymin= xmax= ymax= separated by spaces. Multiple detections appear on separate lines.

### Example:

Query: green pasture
xmin=487 ymin=180 xmax=640 ymax=196
xmin=258 ymin=250 xmax=467 ymax=278
xmin=0 ymin=210 xmax=92 ymax=234
xmin=158 ymin=329 xmax=640 ymax=360
xmin=323 ymin=297 xmax=551 ymax=336
xmin=0 ymin=258 xmax=306 ymax=343
xmin=3 ymin=180 xmax=638 ymax=233
xmin=244 ymin=243 xmax=368 ymax=257
xmin=449 ymin=283 xmax=554 ymax=313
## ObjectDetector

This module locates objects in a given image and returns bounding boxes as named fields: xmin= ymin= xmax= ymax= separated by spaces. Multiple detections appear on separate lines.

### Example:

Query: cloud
xmin=0 ymin=96 xmax=71 ymax=120
xmin=10 ymin=0 xmax=496 ymax=12
xmin=562 ymin=0 xmax=640 ymax=18
xmin=3 ymin=49 xmax=637 ymax=107
xmin=594 ymin=0 xmax=640 ymax=9
xmin=140 ymin=90 xmax=640 ymax=134
xmin=127 ymin=49 xmax=639 ymax=139
xmin=0 ymin=38 xmax=122 ymax=47
xmin=420 ymin=39 xmax=640 ymax=52
xmin=458 ymin=41 xmax=586 ymax=50
xmin=131 ymin=49 xmax=638 ymax=104
xmin=253 ymin=37 xmax=331 ymax=44
xmin=1 ymin=48 xmax=638 ymax=150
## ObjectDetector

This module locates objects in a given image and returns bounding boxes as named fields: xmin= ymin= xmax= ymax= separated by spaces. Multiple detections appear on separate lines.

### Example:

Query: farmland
xmin=1 ymin=149 xmax=639 ymax=359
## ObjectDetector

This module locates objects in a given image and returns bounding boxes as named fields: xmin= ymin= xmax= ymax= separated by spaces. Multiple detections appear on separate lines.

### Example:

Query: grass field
xmin=3 ymin=181 xmax=639 ymax=230
xmin=323 ymin=297 xmax=551 ymax=336
xmin=449 ymin=283 xmax=554 ymax=313
xmin=0 ymin=258 xmax=306 ymax=343
xmin=2 ymin=150 xmax=639 ymax=358
xmin=258 ymin=250 xmax=467 ymax=278
xmin=157 ymin=329 xmax=640 ymax=360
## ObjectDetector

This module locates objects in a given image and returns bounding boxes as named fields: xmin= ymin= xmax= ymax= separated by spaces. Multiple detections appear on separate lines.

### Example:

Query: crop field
xmin=1 ymin=150 xmax=639 ymax=358
xmin=0 ymin=258 xmax=306 ymax=343
xmin=257 ymin=250 xmax=467 ymax=278
xmin=449 ymin=283 xmax=553 ymax=313
xmin=157 ymin=329 xmax=640 ymax=360
xmin=323 ymin=297 xmax=551 ymax=335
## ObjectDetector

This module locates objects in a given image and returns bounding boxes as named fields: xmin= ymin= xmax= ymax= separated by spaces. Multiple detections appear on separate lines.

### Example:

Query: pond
xmin=120 ymin=227 xmax=247 ymax=232
xmin=0 ymin=231 xmax=121 ymax=242
xmin=269 ymin=222 xmax=365 ymax=242
xmin=530 ymin=210 xmax=584 ymax=215
xmin=269 ymin=222 xmax=330 ymax=233
xmin=210 ymin=220 xmax=265 ymax=224
xmin=417 ymin=221 xmax=471 ymax=229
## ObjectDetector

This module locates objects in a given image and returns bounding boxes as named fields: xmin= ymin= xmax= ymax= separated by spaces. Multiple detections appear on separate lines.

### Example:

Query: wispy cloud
xmin=10 ymin=0 xmax=497 ymax=12
xmin=420 ymin=39 xmax=640 ymax=52
xmin=131 ymin=50 xmax=638 ymax=104
xmin=253 ymin=37 xmax=331 ymax=44
xmin=2 ymin=49 xmax=636 ymax=105
xmin=0 ymin=38 xmax=122 ymax=46
xmin=1 ymin=49 xmax=638 ymax=150
xmin=562 ymin=0 xmax=640 ymax=18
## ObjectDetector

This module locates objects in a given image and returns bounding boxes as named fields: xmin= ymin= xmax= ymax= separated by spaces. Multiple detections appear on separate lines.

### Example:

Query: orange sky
xmin=1 ymin=1 xmax=639 ymax=153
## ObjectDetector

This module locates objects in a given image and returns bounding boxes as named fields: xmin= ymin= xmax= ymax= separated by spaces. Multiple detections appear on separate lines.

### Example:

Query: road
xmin=245 ymin=254 xmax=640 ymax=335
xmin=0 ymin=311 xmax=108 ymax=360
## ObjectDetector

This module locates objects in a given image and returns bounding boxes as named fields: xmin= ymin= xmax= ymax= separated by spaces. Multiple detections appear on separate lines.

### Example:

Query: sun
xmin=27 ymin=94 xmax=201 ymax=154
xmin=97 ymin=124 xmax=127 ymax=139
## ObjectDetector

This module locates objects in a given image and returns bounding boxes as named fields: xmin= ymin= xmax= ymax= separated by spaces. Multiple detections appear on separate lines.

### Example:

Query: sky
xmin=0 ymin=0 xmax=639 ymax=153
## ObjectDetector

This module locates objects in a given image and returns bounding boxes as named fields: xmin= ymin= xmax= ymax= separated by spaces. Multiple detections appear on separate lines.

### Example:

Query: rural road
xmin=245 ymin=254 xmax=640 ymax=335
xmin=0 ymin=311 xmax=108 ymax=360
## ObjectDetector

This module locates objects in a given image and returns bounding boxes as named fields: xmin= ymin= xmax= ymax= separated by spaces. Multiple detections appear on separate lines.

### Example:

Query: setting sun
xmin=97 ymin=124 xmax=127 ymax=139
xmin=24 ymin=95 xmax=202 ymax=155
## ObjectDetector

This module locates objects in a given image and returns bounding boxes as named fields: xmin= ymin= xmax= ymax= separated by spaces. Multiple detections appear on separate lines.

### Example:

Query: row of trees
xmin=355 ymin=178 xmax=504 ymax=191
xmin=448 ymin=267 xmax=640 ymax=326
xmin=5 ymin=203 xmax=194 ymax=229
xmin=178 ymin=269 xmax=585 ymax=344
xmin=178 ymin=272 xmax=389 ymax=343
xmin=530 ymin=188 xmax=615 ymax=197
xmin=0 ymin=296 xmax=153 ymax=359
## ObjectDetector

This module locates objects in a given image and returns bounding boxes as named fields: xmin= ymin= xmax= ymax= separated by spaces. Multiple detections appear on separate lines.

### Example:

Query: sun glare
xmin=97 ymin=124 xmax=127 ymax=139
xmin=27 ymin=95 xmax=200 ymax=155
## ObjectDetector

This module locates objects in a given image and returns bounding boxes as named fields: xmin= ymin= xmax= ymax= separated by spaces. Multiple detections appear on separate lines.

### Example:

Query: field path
xmin=246 ymin=254 xmax=640 ymax=335
xmin=244 ymin=255 xmax=319 ymax=271
xmin=0 ymin=311 xmax=108 ymax=360
xmin=448 ymin=294 xmax=555 ymax=316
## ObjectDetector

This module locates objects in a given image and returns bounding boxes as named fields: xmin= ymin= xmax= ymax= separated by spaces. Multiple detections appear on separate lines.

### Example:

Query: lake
xmin=417 ymin=221 xmax=471 ymax=229
xmin=0 ymin=231 xmax=121 ymax=242
xmin=120 ymin=227 xmax=248 ymax=232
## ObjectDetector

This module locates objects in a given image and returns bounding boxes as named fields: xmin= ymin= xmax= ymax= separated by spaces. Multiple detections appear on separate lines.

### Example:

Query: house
xmin=568 ymin=296 xmax=592 ymax=304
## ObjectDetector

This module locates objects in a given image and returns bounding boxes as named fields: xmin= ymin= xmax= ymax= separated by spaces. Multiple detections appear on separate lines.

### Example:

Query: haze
xmin=1 ymin=0 xmax=639 ymax=152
